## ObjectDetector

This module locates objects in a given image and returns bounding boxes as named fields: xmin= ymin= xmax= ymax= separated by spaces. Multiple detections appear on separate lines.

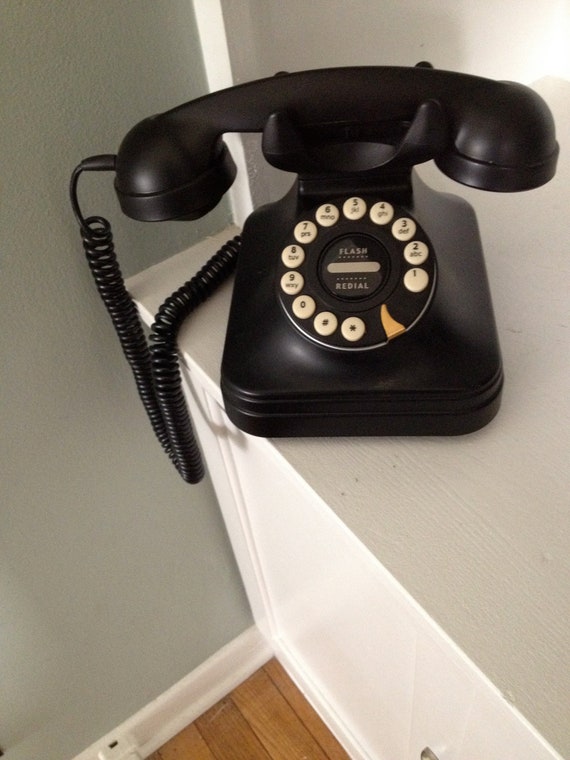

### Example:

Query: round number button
xmin=314 ymin=311 xmax=338 ymax=336
xmin=292 ymin=295 xmax=316 ymax=319
xmin=343 ymin=197 xmax=367 ymax=220
xmin=281 ymin=244 xmax=305 ymax=268
xmin=280 ymin=271 xmax=304 ymax=295
xmin=315 ymin=203 xmax=340 ymax=227
xmin=294 ymin=220 xmax=318 ymax=244
xmin=403 ymin=268 xmax=429 ymax=293
xmin=392 ymin=217 xmax=417 ymax=241
xmin=403 ymin=240 xmax=429 ymax=265
xmin=341 ymin=317 xmax=366 ymax=342
xmin=369 ymin=201 xmax=394 ymax=225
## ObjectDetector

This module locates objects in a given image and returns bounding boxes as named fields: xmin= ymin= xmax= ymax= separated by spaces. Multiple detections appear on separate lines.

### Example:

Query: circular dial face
xmin=319 ymin=233 xmax=390 ymax=300
xmin=277 ymin=196 xmax=436 ymax=350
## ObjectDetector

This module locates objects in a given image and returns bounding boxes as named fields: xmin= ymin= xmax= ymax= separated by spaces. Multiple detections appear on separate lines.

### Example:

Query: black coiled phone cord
xmin=70 ymin=157 xmax=241 ymax=484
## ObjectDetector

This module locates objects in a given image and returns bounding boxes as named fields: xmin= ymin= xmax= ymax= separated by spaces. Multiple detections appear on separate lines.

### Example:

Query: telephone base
xmin=221 ymin=174 xmax=503 ymax=438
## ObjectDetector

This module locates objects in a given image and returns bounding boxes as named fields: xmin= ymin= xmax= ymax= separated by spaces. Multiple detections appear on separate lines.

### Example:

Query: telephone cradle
xmin=70 ymin=64 xmax=559 ymax=482
xmin=222 ymin=172 xmax=503 ymax=437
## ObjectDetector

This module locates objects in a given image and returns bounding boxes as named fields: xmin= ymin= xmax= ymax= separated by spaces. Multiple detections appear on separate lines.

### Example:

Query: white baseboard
xmin=73 ymin=626 xmax=272 ymax=760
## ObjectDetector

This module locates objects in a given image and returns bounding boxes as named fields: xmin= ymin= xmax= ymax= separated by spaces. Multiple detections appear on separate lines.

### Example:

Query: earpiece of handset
xmin=114 ymin=118 xmax=237 ymax=222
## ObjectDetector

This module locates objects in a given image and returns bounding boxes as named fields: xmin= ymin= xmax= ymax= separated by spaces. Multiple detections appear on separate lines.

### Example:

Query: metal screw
xmin=421 ymin=749 xmax=440 ymax=760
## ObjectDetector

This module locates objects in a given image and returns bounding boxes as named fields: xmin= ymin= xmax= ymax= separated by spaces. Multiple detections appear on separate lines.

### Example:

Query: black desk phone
xmin=70 ymin=64 xmax=558 ymax=483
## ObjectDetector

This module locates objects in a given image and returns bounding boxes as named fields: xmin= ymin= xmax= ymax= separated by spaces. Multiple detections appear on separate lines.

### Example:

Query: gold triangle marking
xmin=380 ymin=304 xmax=406 ymax=339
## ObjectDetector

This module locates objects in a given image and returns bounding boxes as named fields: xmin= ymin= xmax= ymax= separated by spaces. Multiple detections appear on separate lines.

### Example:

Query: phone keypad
xmin=278 ymin=196 xmax=436 ymax=350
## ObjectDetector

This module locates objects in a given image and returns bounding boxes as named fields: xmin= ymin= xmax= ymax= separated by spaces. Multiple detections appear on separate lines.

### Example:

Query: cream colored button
xmin=280 ymin=271 xmax=304 ymax=295
xmin=314 ymin=311 xmax=338 ymax=336
xmin=281 ymin=244 xmax=305 ymax=268
xmin=294 ymin=220 xmax=318 ymax=243
xmin=343 ymin=197 xmax=367 ymax=220
xmin=403 ymin=268 xmax=429 ymax=292
xmin=404 ymin=240 xmax=429 ymax=265
xmin=369 ymin=201 xmax=394 ymax=225
xmin=315 ymin=203 xmax=340 ymax=227
xmin=341 ymin=316 xmax=366 ymax=341
xmin=292 ymin=295 xmax=316 ymax=319
xmin=392 ymin=217 xmax=417 ymax=241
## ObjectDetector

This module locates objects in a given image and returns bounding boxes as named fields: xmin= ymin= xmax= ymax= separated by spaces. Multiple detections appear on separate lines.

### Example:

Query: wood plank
xmin=263 ymin=659 xmax=352 ymax=760
xmin=195 ymin=696 xmax=272 ymax=760
xmin=148 ymin=722 xmax=216 ymax=760
xmin=230 ymin=667 xmax=332 ymax=760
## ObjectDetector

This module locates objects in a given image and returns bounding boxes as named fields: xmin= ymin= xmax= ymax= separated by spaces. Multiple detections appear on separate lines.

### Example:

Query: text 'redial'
xmin=320 ymin=234 xmax=390 ymax=300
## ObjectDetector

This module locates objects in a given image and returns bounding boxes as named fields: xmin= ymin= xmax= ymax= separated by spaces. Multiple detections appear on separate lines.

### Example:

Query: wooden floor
xmin=147 ymin=658 xmax=351 ymax=760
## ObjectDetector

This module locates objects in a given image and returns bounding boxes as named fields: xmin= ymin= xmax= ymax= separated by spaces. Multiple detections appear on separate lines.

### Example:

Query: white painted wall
xmin=222 ymin=0 xmax=570 ymax=84
xmin=215 ymin=2 xmax=570 ymax=756
xmin=0 ymin=4 xmax=252 ymax=760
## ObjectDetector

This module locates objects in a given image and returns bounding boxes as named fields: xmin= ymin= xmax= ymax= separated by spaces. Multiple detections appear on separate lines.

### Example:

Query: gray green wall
xmin=1 ymin=3 xmax=251 ymax=760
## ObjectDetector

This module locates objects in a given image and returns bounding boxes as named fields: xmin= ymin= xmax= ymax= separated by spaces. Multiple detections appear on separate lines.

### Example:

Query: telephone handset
xmin=70 ymin=64 xmax=558 ymax=483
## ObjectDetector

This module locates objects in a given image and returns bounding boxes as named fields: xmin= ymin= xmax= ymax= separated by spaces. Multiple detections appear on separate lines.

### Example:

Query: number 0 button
xmin=292 ymin=295 xmax=316 ymax=319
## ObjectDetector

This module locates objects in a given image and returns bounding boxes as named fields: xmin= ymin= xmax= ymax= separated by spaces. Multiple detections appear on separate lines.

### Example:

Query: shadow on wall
xmin=221 ymin=1 xmax=462 ymax=207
